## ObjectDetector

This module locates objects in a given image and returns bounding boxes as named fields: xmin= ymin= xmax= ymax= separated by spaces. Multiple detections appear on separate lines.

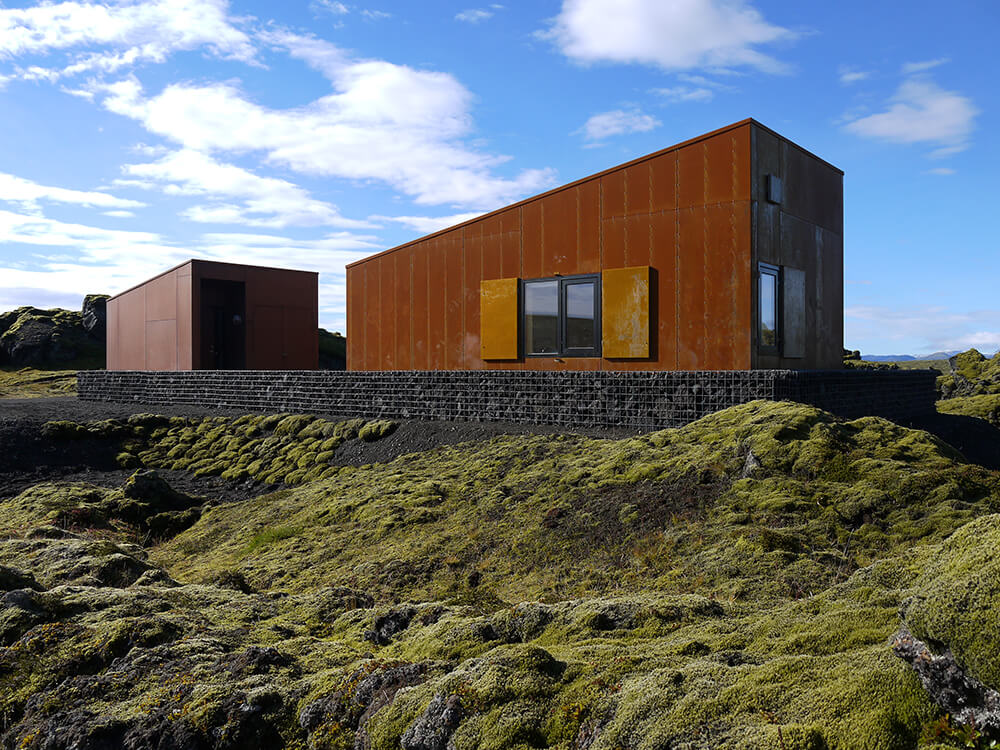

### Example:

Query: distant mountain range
xmin=861 ymin=350 xmax=999 ymax=362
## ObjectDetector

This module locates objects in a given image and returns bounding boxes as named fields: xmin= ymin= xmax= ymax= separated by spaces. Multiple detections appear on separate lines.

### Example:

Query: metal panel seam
xmin=409 ymin=252 xmax=415 ymax=370
xmin=674 ymin=151 xmax=679 ymax=367
xmin=702 ymin=143 xmax=708 ymax=366
xmin=461 ymin=228 xmax=467 ymax=368
xmin=599 ymin=173 xmax=605 ymax=370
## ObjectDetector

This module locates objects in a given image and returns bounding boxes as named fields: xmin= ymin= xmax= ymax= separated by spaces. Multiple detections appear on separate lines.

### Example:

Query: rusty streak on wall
xmin=346 ymin=119 xmax=843 ymax=371
xmin=107 ymin=259 xmax=319 ymax=371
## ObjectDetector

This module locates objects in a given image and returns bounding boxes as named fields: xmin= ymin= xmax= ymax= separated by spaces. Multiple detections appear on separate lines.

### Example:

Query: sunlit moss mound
xmin=149 ymin=400 xmax=998 ymax=605
xmin=5 ymin=400 xmax=1000 ymax=748
xmin=0 ymin=473 xmax=204 ymax=548
xmin=0 ymin=367 xmax=78 ymax=398
xmin=0 ymin=497 xmax=986 ymax=748
xmin=937 ymin=393 xmax=1000 ymax=427
xmin=903 ymin=514 xmax=1000 ymax=688
xmin=937 ymin=348 xmax=1000 ymax=399
xmin=44 ymin=412 xmax=399 ymax=485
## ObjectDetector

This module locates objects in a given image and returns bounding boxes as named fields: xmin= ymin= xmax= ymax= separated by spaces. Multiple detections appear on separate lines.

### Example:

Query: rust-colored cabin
xmin=346 ymin=119 xmax=843 ymax=371
xmin=107 ymin=259 xmax=318 ymax=371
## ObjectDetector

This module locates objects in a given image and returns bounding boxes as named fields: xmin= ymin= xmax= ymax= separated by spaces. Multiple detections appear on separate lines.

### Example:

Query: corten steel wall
xmin=348 ymin=120 xmax=844 ymax=372
xmin=347 ymin=120 xmax=758 ymax=372
xmin=752 ymin=126 xmax=843 ymax=369
xmin=107 ymin=263 xmax=193 ymax=371
xmin=107 ymin=260 xmax=318 ymax=371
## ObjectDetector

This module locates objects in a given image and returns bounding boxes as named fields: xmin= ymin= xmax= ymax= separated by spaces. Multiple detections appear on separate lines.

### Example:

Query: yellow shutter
xmin=480 ymin=278 xmax=519 ymax=360
xmin=602 ymin=266 xmax=651 ymax=359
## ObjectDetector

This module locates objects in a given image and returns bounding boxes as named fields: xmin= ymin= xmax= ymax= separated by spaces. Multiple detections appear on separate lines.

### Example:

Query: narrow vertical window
xmin=759 ymin=262 xmax=779 ymax=353
xmin=563 ymin=279 xmax=597 ymax=353
xmin=524 ymin=280 xmax=559 ymax=355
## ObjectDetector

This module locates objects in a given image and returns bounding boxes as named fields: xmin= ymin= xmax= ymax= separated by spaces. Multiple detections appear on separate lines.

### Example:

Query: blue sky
xmin=0 ymin=0 xmax=996 ymax=355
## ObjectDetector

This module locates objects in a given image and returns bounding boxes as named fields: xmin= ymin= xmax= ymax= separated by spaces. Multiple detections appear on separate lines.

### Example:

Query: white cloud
xmin=541 ymin=0 xmax=796 ymax=73
xmin=843 ymin=77 xmax=978 ymax=157
xmin=315 ymin=0 xmax=349 ymax=14
xmin=846 ymin=304 xmax=1000 ymax=356
xmin=372 ymin=212 xmax=484 ymax=235
xmin=925 ymin=167 xmax=956 ymax=176
xmin=838 ymin=66 xmax=870 ymax=85
xmin=89 ymin=37 xmax=557 ymax=209
xmin=103 ymin=210 xmax=136 ymax=217
xmin=361 ymin=9 xmax=391 ymax=20
xmin=0 ymin=0 xmax=255 ymax=82
xmin=0 ymin=207 xmax=379 ymax=330
xmin=677 ymin=73 xmax=736 ymax=91
xmin=118 ymin=148 xmax=372 ymax=229
xmin=0 ymin=171 xmax=145 ymax=211
xmin=576 ymin=108 xmax=660 ymax=142
xmin=456 ymin=9 xmax=494 ymax=23
xmin=901 ymin=58 xmax=949 ymax=75
xmin=131 ymin=143 xmax=170 ymax=158
xmin=651 ymin=86 xmax=714 ymax=103
xmin=0 ymin=208 xmax=183 ymax=282
xmin=954 ymin=333 xmax=1000 ymax=355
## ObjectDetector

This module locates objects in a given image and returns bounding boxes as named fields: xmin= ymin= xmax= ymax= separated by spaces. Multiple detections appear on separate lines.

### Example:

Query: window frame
xmin=521 ymin=273 xmax=601 ymax=358
xmin=758 ymin=262 xmax=781 ymax=355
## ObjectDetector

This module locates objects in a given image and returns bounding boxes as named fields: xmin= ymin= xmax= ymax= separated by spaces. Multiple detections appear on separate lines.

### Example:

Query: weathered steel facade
xmin=106 ymin=259 xmax=318 ymax=371
xmin=346 ymin=119 xmax=843 ymax=371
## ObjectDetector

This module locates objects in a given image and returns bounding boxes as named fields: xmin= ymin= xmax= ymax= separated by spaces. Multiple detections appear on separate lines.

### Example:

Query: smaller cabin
xmin=106 ymin=259 xmax=318 ymax=371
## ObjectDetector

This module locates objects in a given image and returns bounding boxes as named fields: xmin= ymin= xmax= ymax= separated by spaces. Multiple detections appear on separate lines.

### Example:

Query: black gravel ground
xmin=0 ymin=396 xmax=640 ymax=503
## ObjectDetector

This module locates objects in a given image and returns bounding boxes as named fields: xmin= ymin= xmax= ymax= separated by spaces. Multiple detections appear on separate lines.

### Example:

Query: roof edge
xmin=347 ymin=118 xmax=842 ymax=270
xmin=347 ymin=119 xmax=758 ymax=269
xmin=108 ymin=258 xmax=318 ymax=301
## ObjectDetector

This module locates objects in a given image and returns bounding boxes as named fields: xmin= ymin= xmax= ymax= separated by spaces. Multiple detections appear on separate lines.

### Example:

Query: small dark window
xmin=767 ymin=174 xmax=783 ymax=204
xmin=759 ymin=262 xmax=780 ymax=354
xmin=523 ymin=274 xmax=600 ymax=357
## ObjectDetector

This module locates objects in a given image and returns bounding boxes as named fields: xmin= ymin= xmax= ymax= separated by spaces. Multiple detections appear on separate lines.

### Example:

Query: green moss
xmin=147 ymin=401 xmax=998 ymax=609
xmin=902 ymin=514 xmax=1000 ymax=688
xmin=115 ymin=452 xmax=142 ymax=469
xmin=359 ymin=420 xmax=398 ymax=442
xmin=0 ymin=367 xmax=78 ymax=398
xmin=939 ymin=349 xmax=1000 ymax=398
xmin=242 ymin=526 xmax=303 ymax=555
xmin=43 ymin=413 xmax=400 ymax=487
xmin=937 ymin=393 xmax=1000 ymax=427
xmin=40 ymin=420 xmax=86 ymax=438
xmin=8 ymin=400 xmax=1000 ymax=747
xmin=274 ymin=414 xmax=317 ymax=436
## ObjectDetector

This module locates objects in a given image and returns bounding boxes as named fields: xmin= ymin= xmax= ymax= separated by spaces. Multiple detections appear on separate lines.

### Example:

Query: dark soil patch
xmin=551 ymin=474 xmax=729 ymax=548
xmin=0 ymin=464 xmax=274 ymax=505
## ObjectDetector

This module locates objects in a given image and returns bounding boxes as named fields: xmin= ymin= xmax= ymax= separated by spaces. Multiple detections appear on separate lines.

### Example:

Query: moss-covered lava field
xmin=2 ymin=396 xmax=1000 ymax=749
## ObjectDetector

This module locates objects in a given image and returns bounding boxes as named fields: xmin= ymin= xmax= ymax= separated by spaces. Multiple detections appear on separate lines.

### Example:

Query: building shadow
xmin=903 ymin=412 xmax=1000 ymax=471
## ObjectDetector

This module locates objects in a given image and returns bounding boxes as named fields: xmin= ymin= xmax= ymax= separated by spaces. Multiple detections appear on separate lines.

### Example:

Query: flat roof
xmin=108 ymin=258 xmax=318 ymax=301
xmin=347 ymin=118 xmax=843 ymax=269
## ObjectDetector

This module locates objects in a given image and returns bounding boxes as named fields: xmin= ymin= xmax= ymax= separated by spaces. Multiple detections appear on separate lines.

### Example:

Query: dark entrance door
xmin=200 ymin=279 xmax=246 ymax=369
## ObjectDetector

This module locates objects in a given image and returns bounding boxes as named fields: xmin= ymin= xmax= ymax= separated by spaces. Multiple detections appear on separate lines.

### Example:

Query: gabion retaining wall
xmin=78 ymin=369 xmax=938 ymax=431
